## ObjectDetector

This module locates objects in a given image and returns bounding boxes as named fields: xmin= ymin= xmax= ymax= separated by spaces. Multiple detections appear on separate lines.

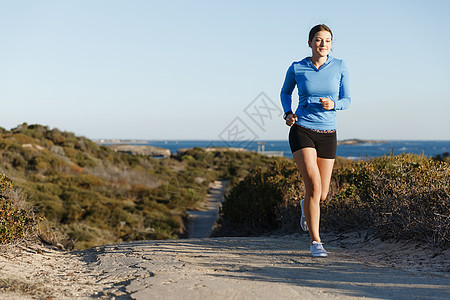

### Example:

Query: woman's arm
xmin=280 ymin=65 xmax=296 ymax=113
xmin=335 ymin=60 xmax=351 ymax=110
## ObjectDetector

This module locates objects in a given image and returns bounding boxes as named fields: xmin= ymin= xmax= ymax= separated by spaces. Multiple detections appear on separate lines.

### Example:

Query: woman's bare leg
xmin=292 ymin=148 xmax=322 ymax=244
xmin=317 ymin=157 xmax=335 ymax=201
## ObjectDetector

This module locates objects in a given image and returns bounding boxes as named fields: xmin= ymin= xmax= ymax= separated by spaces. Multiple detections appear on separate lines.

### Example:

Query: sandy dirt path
xmin=1 ymin=233 xmax=449 ymax=299
xmin=82 ymin=234 xmax=450 ymax=299
xmin=186 ymin=180 xmax=228 ymax=238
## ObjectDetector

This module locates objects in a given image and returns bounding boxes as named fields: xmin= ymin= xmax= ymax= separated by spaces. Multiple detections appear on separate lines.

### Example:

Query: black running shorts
xmin=289 ymin=124 xmax=337 ymax=159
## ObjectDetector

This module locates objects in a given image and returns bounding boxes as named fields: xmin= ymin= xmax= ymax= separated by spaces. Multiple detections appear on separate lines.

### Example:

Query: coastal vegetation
xmin=214 ymin=154 xmax=449 ymax=248
xmin=434 ymin=151 xmax=450 ymax=164
xmin=0 ymin=174 xmax=36 ymax=244
xmin=0 ymin=123 xmax=273 ymax=249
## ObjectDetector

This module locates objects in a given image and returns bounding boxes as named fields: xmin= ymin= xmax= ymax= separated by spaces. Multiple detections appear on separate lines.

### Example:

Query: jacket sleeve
xmin=280 ymin=64 xmax=296 ymax=113
xmin=335 ymin=60 xmax=351 ymax=110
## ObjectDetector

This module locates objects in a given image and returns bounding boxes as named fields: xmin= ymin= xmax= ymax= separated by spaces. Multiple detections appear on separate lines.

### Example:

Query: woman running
xmin=280 ymin=24 xmax=351 ymax=257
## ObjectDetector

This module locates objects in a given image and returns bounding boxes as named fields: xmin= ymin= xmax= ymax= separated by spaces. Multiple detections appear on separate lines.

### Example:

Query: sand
xmin=0 ymin=232 xmax=449 ymax=300
xmin=0 ymin=242 xmax=103 ymax=299
xmin=186 ymin=180 xmax=228 ymax=239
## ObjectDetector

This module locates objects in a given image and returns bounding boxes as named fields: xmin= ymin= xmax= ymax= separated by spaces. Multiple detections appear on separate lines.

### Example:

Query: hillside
xmin=0 ymin=123 xmax=277 ymax=249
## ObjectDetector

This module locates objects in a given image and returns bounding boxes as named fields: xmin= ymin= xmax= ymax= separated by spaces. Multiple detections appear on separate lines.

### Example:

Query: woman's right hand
xmin=285 ymin=113 xmax=298 ymax=127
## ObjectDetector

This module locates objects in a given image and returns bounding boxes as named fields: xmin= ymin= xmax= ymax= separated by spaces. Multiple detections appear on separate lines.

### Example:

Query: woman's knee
xmin=304 ymin=179 xmax=322 ymax=198
xmin=320 ymin=180 xmax=333 ymax=201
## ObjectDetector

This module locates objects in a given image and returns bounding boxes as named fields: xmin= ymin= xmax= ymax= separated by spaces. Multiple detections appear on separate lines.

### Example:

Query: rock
xmin=51 ymin=145 xmax=66 ymax=156
xmin=194 ymin=177 xmax=205 ymax=184
xmin=177 ymin=147 xmax=249 ymax=155
xmin=22 ymin=144 xmax=45 ymax=151
xmin=338 ymin=139 xmax=386 ymax=145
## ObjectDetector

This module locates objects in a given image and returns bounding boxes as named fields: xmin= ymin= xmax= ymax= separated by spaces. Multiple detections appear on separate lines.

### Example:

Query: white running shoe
xmin=310 ymin=241 xmax=328 ymax=257
xmin=300 ymin=199 xmax=308 ymax=231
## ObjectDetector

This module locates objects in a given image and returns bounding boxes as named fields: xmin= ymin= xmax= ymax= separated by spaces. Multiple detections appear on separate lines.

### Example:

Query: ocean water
xmin=137 ymin=140 xmax=450 ymax=160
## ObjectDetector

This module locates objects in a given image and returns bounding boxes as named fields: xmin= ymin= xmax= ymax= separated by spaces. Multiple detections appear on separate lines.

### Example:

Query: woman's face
xmin=309 ymin=30 xmax=332 ymax=58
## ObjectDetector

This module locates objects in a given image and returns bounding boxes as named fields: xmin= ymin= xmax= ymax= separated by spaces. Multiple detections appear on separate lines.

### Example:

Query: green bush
xmin=434 ymin=152 xmax=450 ymax=164
xmin=0 ymin=174 xmax=36 ymax=243
xmin=322 ymin=154 xmax=449 ymax=247
xmin=215 ymin=154 xmax=450 ymax=247
xmin=215 ymin=158 xmax=302 ymax=235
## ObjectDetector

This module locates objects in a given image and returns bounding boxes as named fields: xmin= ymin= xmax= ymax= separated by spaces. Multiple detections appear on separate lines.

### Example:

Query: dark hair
xmin=308 ymin=24 xmax=333 ymax=42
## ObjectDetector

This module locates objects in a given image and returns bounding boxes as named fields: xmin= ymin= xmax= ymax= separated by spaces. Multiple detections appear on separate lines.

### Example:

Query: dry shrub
xmin=0 ymin=277 xmax=54 ymax=297
xmin=0 ymin=174 xmax=73 ymax=248
xmin=83 ymin=161 xmax=161 ymax=189
xmin=37 ymin=219 xmax=75 ymax=250
xmin=215 ymin=154 xmax=449 ymax=248
xmin=322 ymin=154 xmax=449 ymax=247
xmin=213 ymin=158 xmax=302 ymax=236
xmin=0 ymin=174 xmax=37 ymax=244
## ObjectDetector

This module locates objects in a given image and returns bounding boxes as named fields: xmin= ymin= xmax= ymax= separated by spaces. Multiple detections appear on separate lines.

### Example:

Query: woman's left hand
xmin=319 ymin=98 xmax=335 ymax=110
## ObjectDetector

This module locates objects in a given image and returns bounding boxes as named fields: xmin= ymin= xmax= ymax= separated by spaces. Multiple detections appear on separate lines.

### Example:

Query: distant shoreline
xmin=337 ymin=139 xmax=386 ymax=145
xmin=95 ymin=138 xmax=388 ymax=145
xmin=96 ymin=139 xmax=449 ymax=160
xmin=101 ymin=139 xmax=390 ymax=159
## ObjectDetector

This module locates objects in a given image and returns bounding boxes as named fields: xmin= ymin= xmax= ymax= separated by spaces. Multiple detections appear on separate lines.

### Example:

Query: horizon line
xmin=92 ymin=138 xmax=450 ymax=142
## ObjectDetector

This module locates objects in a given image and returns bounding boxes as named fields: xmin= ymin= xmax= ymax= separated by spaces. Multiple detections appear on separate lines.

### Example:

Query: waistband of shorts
xmin=296 ymin=124 xmax=336 ymax=134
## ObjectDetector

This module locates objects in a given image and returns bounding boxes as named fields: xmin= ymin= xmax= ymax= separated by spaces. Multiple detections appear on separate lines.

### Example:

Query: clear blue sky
xmin=1 ymin=0 xmax=449 ymax=141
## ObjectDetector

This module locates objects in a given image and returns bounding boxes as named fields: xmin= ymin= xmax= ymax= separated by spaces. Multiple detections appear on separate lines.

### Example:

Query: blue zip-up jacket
xmin=280 ymin=56 xmax=351 ymax=130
